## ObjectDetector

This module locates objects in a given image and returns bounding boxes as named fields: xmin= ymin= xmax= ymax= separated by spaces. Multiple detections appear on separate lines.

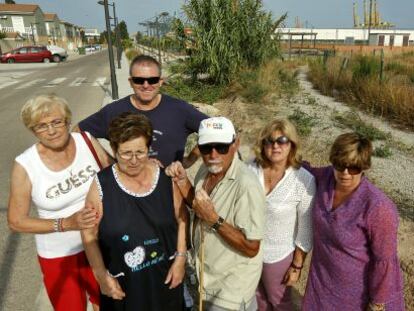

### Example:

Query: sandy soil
xmin=187 ymin=66 xmax=414 ymax=310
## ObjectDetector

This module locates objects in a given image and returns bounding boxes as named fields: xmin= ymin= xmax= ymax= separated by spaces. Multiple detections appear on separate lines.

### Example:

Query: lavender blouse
xmin=302 ymin=165 xmax=405 ymax=311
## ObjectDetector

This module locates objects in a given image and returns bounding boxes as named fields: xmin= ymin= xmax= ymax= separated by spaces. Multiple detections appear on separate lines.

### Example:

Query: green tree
xmin=5 ymin=0 xmax=16 ymax=4
xmin=117 ymin=21 xmax=129 ymax=40
xmin=183 ymin=0 xmax=286 ymax=84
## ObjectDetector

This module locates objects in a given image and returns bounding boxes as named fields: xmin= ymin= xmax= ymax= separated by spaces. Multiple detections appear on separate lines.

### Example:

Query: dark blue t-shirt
xmin=79 ymin=94 xmax=208 ymax=166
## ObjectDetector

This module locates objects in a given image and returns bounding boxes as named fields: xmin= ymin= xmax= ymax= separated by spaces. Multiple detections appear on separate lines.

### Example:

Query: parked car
xmin=46 ymin=45 xmax=68 ymax=62
xmin=84 ymin=45 xmax=96 ymax=53
xmin=1 ymin=46 xmax=52 ymax=64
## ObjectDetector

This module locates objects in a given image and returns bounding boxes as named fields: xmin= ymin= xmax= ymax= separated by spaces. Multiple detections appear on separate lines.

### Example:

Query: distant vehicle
xmin=94 ymin=44 xmax=101 ymax=51
xmin=84 ymin=45 xmax=96 ymax=53
xmin=1 ymin=46 xmax=52 ymax=64
xmin=46 ymin=45 xmax=68 ymax=62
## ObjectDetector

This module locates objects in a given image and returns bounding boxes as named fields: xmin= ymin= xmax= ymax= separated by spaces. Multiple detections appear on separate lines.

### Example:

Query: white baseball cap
xmin=198 ymin=117 xmax=236 ymax=145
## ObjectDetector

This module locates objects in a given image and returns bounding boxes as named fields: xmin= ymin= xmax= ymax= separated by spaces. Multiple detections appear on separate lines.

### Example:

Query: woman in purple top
xmin=302 ymin=133 xmax=404 ymax=311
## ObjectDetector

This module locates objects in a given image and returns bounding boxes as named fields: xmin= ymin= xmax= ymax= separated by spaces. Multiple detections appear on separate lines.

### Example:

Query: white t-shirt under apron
xmin=15 ymin=132 xmax=100 ymax=258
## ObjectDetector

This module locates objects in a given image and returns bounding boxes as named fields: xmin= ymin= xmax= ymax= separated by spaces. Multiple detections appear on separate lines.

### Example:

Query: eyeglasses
xmin=263 ymin=136 xmax=290 ymax=146
xmin=198 ymin=142 xmax=234 ymax=155
xmin=130 ymin=76 xmax=161 ymax=85
xmin=332 ymin=164 xmax=362 ymax=175
xmin=117 ymin=150 xmax=148 ymax=161
xmin=32 ymin=119 xmax=66 ymax=133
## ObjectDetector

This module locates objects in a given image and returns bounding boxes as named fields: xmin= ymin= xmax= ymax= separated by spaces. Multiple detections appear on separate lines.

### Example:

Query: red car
xmin=1 ymin=46 xmax=52 ymax=63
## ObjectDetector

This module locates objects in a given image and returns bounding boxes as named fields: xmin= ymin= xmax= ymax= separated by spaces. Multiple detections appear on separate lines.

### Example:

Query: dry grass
xmin=308 ymin=54 xmax=414 ymax=130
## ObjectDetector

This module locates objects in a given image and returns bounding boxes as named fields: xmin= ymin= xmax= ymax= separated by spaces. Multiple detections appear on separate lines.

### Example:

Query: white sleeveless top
xmin=15 ymin=132 xmax=100 ymax=258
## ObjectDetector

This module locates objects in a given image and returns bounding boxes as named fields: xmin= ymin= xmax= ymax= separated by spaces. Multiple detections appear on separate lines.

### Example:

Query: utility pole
xmin=156 ymin=16 xmax=161 ymax=64
xmin=101 ymin=0 xmax=118 ymax=99
xmin=111 ymin=2 xmax=121 ymax=69
xmin=367 ymin=0 xmax=373 ymax=45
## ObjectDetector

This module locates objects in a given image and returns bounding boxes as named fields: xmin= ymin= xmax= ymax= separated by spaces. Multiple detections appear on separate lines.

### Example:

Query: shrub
xmin=332 ymin=111 xmax=389 ymax=141
xmin=373 ymin=145 xmax=393 ymax=158
xmin=125 ymin=49 xmax=141 ymax=61
xmin=288 ymin=109 xmax=316 ymax=136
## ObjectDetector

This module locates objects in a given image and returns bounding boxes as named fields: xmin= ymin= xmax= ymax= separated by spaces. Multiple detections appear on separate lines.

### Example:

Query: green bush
xmin=352 ymin=55 xmax=380 ymax=80
xmin=333 ymin=111 xmax=389 ymax=141
xmin=125 ymin=49 xmax=141 ymax=61
xmin=181 ymin=0 xmax=286 ymax=84
xmin=373 ymin=145 xmax=393 ymax=158
xmin=288 ymin=109 xmax=316 ymax=136
xmin=161 ymin=77 xmax=224 ymax=105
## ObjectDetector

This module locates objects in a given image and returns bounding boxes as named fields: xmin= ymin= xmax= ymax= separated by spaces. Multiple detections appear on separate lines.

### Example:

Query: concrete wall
xmin=277 ymin=28 xmax=414 ymax=46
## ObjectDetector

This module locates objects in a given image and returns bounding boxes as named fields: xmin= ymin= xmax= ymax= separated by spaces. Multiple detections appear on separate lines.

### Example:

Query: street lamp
xmin=98 ymin=0 xmax=121 ymax=69
xmin=97 ymin=0 xmax=118 ymax=100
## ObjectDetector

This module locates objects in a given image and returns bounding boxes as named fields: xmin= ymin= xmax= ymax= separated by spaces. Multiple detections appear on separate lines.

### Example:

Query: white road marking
xmin=69 ymin=77 xmax=88 ymax=87
xmin=93 ymin=77 xmax=107 ymax=87
xmin=0 ymin=80 xmax=19 ymax=89
xmin=15 ymin=78 xmax=47 ymax=89
xmin=43 ymin=77 xmax=67 ymax=88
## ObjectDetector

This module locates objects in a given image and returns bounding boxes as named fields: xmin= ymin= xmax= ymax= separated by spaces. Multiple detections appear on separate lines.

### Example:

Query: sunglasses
xmin=130 ymin=76 xmax=161 ymax=85
xmin=263 ymin=136 xmax=290 ymax=146
xmin=333 ymin=164 xmax=362 ymax=175
xmin=198 ymin=142 xmax=233 ymax=155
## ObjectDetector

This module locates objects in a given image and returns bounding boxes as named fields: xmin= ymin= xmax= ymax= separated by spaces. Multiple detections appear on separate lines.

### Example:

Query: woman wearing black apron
xmin=82 ymin=112 xmax=187 ymax=311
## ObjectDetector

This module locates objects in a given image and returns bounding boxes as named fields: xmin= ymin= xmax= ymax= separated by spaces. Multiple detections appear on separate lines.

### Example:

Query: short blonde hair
xmin=253 ymin=118 xmax=301 ymax=168
xmin=329 ymin=132 xmax=373 ymax=170
xmin=21 ymin=94 xmax=72 ymax=129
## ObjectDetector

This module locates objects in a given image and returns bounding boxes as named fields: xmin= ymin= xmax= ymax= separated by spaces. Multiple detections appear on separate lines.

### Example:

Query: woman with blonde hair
xmin=8 ymin=94 xmax=111 ymax=310
xmin=302 ymin=132 xmax=404 ymax=311
xmin=249 ymin=118 xmax=315 ymax=310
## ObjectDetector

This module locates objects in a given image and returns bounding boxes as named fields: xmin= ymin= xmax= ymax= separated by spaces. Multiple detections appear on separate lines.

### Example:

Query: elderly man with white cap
xmin=166 ymin=116 xmax=265 ymax=311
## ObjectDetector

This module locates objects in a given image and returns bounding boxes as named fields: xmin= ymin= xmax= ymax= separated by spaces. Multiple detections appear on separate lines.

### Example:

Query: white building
xmin=277 ymin=28 xmax=414 ymax=46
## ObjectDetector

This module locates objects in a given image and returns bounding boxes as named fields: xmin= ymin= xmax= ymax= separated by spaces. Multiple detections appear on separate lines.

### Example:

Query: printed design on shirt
xmin=124 ymin=238 xmax=165 ymax=272
xmin=45 ymin=165 xmax=97 ymax=199
xmin=122 ymin=235 xmax=129 ymax=242
xmin=149 ymin=130 xmax=163 ymax=158
xmin=124 ymin=246 xmax=146 ymax=268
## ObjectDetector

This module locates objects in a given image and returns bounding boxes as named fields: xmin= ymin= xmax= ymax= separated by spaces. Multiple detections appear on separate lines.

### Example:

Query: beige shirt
xmin=193 ymin=157 xmax=266 ymax=310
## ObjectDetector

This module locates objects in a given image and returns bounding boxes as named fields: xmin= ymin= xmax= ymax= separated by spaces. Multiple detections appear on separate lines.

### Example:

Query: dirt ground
xmin=187 ymin=67 xmax=414 ymax=310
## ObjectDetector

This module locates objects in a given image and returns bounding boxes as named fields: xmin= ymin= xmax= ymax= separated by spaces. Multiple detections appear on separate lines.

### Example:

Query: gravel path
xmin=185 ymin=66 xmax=414 ymax=309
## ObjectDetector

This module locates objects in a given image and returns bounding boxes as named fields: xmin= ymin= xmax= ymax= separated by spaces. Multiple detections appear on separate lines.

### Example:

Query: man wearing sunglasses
xmin=74 ymin=54 xmax=208 ymax=167
xmin=166 ymin=117 xmax=265 ymax=311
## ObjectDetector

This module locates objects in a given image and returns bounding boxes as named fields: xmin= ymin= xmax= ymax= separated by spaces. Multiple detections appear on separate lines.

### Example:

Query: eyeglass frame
xmin=263 ymin=135 xmax=290 ymax=147
xmin=332 ymin=163 xmax=363 ymax=175
xmin=130 ymin=76 xmax=161 ymax=85
xmin=117 ymin=150 xmax=148 ymax=161
xmin=31 ymin=118 xmax=67 ymax=133
xmin=198 ymin=140 xmax=235 ymax=155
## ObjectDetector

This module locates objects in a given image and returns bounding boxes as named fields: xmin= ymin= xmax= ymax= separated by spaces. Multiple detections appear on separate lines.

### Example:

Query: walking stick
xmin=198 ymin=223 xmax=205 ymax=311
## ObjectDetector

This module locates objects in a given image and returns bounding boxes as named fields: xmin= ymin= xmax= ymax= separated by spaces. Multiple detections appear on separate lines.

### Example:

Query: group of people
xmin=7 ymin=54 xmax=405 ymax=311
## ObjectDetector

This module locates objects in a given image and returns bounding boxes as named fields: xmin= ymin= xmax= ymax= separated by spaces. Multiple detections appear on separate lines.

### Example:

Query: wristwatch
xmin=211 ymin=216 xmax=224 ymax=232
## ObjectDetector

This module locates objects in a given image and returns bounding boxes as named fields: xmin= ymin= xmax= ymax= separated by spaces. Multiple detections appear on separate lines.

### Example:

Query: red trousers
xmin=38 ymin=251 xmax=100 ymax=311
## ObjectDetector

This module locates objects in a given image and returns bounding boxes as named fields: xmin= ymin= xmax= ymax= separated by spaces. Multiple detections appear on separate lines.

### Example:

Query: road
xmin=0 ymin=51 xmax=111 ymax=310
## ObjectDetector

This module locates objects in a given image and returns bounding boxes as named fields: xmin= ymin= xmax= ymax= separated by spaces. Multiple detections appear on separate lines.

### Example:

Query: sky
xmin=18 ymin=0 xmax=414 ymax=32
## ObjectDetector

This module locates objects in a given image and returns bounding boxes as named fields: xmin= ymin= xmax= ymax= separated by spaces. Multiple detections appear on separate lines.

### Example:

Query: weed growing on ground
xmin=373 ymin=145 xmax=393 ymax=158
xmin=162 ymin=78 xmax=224 ymax=105
xmin=288 ymin=108 xmax=317 ymax=136
xmin=332 ymin=111 xmax=389 ymax=141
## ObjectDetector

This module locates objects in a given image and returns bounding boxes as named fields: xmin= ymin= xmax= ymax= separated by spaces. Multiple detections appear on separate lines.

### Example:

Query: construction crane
xmin=353 ymin=0 xmax=394 ymax=29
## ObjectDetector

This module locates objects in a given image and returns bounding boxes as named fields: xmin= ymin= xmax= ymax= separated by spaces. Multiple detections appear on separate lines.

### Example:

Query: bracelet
xmin=53 ymin=219 xmax=59 ymax=232
xmin=53 ymin=218 xmax=64 ymax=232
xmin=290 ymin=262 xmax=303 ymax=270
xmin=169 ymin=251 xmax=187 ymax=260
